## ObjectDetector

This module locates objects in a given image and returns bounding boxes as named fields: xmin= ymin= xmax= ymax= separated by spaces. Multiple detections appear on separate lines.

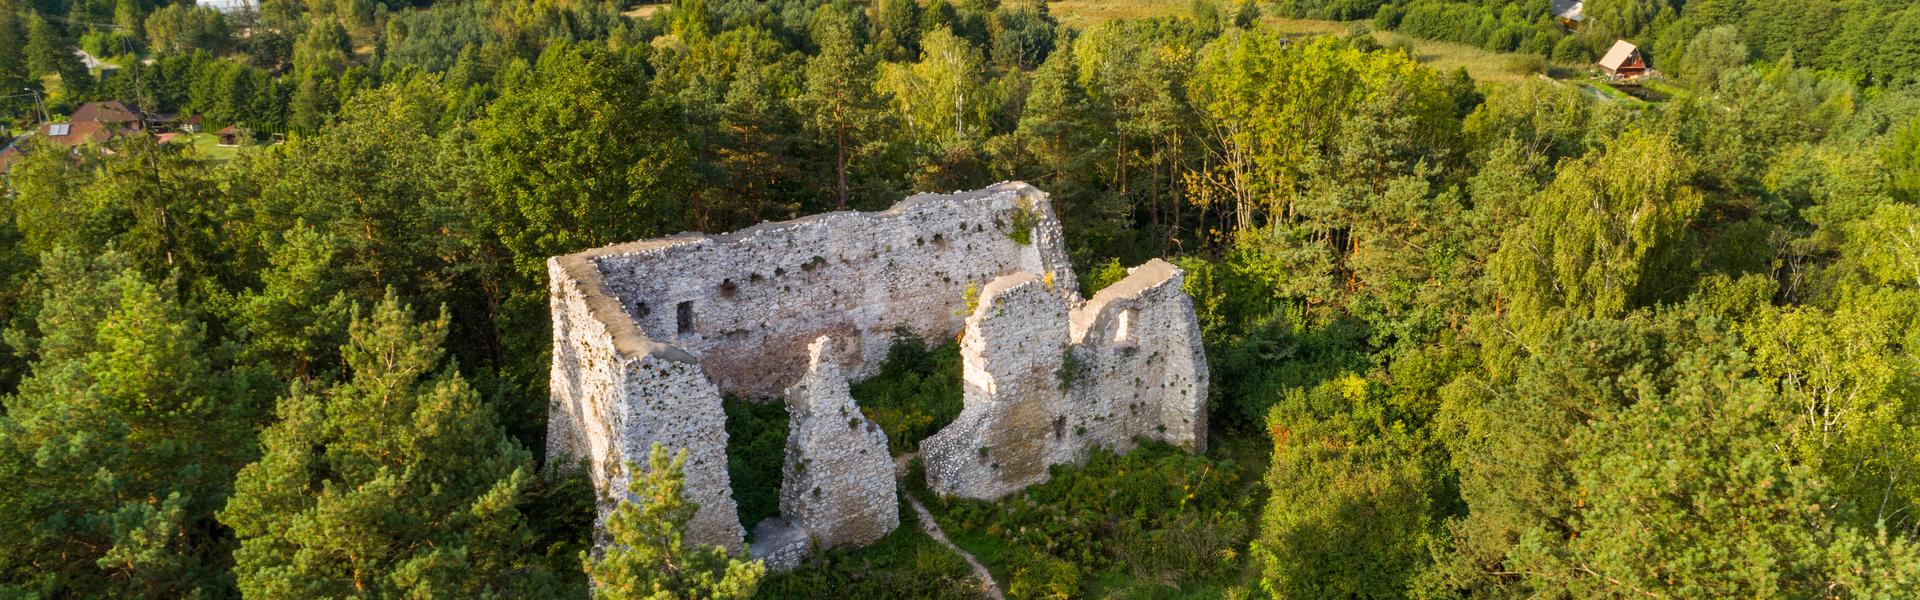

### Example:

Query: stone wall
xmin=581 ymin=182 xmax=1075 ymax=397
xmin=546 ymin=258 xmax=745 ymax=551
xmin=921 ymin=259 xmax=1208 ymax=499
xmin=777 ymin=336 xmax=899 ymax=549
xmin=546 ymin=182 xmax=1208 ymax=566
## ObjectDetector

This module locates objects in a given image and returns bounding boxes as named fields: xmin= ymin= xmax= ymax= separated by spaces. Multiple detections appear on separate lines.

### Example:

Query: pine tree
xmin=801 ymin=8 xmax=885 ymax=209
xmin=0 ymin=0 xmax=31 ymax=121
xmin=220 ymin=291 xmax=560 ymax=597
xmin=0 ymin=249 xmax=262 ymax=597
xmin=585 ymin=445 xmax=765 ymax=599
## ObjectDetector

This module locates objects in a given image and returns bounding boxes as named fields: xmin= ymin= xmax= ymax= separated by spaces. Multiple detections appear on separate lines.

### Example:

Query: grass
xmin=755 ymin=494 xmax=984 ymax=599
xmin=1371 ymin=30 xmax=1545 ymax=84
xmin=1045 ymin=1 xmax=1558 ymax=85
xmin=623 ymin=2 xmax=666 ymax=18
xmin=1049 ymin=0 xmax=1193 ymax=28
xmin=164 ymin=132 xmax=242 ymax=161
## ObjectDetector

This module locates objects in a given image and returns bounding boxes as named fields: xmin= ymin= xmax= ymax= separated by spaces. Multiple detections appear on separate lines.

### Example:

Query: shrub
xmin=723 ymin=395 xmax=790 ymax=533
xmin=852 ymin=333 xmax=965 ymax=454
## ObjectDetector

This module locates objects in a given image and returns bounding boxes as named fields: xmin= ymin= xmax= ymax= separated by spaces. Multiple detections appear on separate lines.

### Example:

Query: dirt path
xmin=896 ymin=454 xmax=1004 ymax=600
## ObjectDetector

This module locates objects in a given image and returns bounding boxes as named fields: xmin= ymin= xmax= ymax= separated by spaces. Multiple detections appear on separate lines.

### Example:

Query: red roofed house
xmin=70 ymin=101 xmax=146 ymax=131
xmin=39 ymin=120 xmax=116 ymax=147
xmin=1598 ymin=40 xmax=1650 ymax=79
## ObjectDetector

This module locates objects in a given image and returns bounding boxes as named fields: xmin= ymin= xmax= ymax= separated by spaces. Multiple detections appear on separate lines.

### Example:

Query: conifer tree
xmin=220 ymin=291 xmax=559 ymax=597
xmin=801 ymin=7 xmax=885 ymax=209
xmin=0 ymin=249 xmax=262 ymax=597
xmin=586 ymin=445 xmax=765 ymax=600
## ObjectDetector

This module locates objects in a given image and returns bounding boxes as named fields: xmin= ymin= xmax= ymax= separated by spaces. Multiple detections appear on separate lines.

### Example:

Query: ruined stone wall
xmin=921 ymin=260 xmax=1208 ymax=500
xmin=778 ymin=336 xmax=899 ymax=548
xmin=547 ymin=182 xmax=1209 ymax=566
xmin=1065 ymin=259 xmax=1209 ymax=454
xmin=546 ymin=260 xmax=745 ymax=551
xmin=549 ymin=183 xmax=1074 ymax=554
xmin=581 ymin=182 xmax=1075 ymax=397
xmin=750 ymin=336 xmax=900 ymax=571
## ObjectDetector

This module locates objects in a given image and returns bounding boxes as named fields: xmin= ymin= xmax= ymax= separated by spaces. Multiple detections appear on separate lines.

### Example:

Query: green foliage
xmin=473 ymin=42 xmax=695 ymax=280
xmin=722 ymin=395 xmax=789 ymax=532
xmin=1889 ymin=116 xmax=1920 ymax=203
xmin=587 ymin=445 xmax=765 ymax=599
xmin=928 ymin=443 xmax=1257 ymax=596
xmin=851 ymin=334 xmax=964 ymax=454
xmin=220 ymin=291 xmax=562 ymax=597
xmin=1083 ymin=257 xmax=1128 ymax=296
xmin=1491 ymin=127 xmax=1703 ymax=323
xmin=1255 ymin=374 xmax=1447 ymax=598
xmin=756 ymin=497 xmax=980 ymax=599
xmin=0 ymin=248 xmax=264 ymax=597
xmin=1006 ymin=197 xmax=1037 ymax=244
xmin=1517 ymin=330 xmax=1920 ymax=596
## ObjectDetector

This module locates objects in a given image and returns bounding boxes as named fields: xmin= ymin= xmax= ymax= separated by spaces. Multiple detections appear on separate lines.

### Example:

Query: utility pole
xmin=23 ymin=88 xmax=47 ymax=126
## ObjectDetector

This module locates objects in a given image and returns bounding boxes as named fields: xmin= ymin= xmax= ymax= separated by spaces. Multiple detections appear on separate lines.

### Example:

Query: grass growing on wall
xmin=852 ymin=334 xmax=965 ymax=454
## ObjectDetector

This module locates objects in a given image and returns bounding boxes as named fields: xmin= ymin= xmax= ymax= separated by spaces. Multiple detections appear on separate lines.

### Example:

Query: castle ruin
xmin=546 ymin=182 xmax=1208 ymax=569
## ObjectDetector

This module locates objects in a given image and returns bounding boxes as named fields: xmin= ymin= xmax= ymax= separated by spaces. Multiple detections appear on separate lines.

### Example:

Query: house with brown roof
xmin=1598 ymin=40 xmax=1650 ymax=79
xmin=215 ymin=124 xmax=248 ymax=146
xmin=70 ymin=101 xmax=145 ymax=131
xmin=39 ymin=121 xmax=117 ymax=147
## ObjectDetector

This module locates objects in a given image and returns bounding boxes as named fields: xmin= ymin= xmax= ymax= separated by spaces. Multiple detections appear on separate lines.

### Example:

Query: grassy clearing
xmin=1047 ymin=1 xmax=1556 ymax=84
xmin=1049 ymin=0 xmax=1192 ymax=28
xmin=623 ymin=2 xmax=666 ymax=19
xmin=1370 ymin=30 xmax=1545 ymax=84
xmin=165 ymin=132 xmax=241 ymax=161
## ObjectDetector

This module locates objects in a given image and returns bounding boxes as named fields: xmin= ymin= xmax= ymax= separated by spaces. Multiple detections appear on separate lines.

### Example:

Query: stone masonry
xmin=751 ymin=336 xmax=899 ymax=571
xmin=920 ymin=260 xmax=1208 ymax=499
xmin=546 ymin=182 xmax=1208 ymax=569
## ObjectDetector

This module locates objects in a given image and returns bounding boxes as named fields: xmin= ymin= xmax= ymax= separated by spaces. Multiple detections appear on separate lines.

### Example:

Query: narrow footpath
xmin=895 ymin=453 xmax=1004 ymax=600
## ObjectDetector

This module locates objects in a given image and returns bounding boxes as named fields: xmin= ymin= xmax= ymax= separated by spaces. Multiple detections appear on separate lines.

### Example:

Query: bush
xmin=851 ymin=332 xmax=964 ymax=454
xmin=723 ymin=395 xmax=790 ymax=533
xmin=930 ymin=443 xmax=1256 ymax=594
xmin=756 ymin=499 xmax=982 ymax=599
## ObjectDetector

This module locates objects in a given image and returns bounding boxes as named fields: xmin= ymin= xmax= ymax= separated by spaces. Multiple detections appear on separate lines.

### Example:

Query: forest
xmin=1 ymin=0 xmax=1919 ymax=597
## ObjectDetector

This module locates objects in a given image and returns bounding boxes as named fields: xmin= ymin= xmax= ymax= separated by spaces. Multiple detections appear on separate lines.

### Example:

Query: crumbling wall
xmin=921 ymin=274 xmax=1072 ymax=500
xmin=777 ymin=336 xmax=899 ymax=549
xmin=922 ymin=260 xmax=1208 ymax=499
xmin=1065 ymin=259 xmax=1209 ymax=454
xmin=750 ymin=336 xmax=901 ymax=571
xmin=546 ymin=182 xmax=1209 ymax=565
xmin=582 ymin=182 xmax=1075 ymax=396
xmin=546 ymin=259 xmax=745 ymax=552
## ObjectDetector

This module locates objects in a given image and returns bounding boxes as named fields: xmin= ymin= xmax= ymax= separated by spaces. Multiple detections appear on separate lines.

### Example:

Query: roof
xmin=71 ymin=101 xmax=141 ymax=124
xmin=0 ymin=143 xmax=21 ymax=174
xmin=1598 ymin=40 xmax=1642 ymax=70
xmin=215 ymin=124 xmax=243 ymax=135
xmin=1551 ymin=0 xmax=1583 ymax=21
xmin=39 ymin=120 xmax=113 ymax=146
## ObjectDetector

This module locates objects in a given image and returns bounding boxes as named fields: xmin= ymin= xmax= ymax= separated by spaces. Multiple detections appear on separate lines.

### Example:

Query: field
xmin=1049 ymin=1 xmax=1559 ymax=84
xmin=164 ymin=132 xmax=242 ymax=161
